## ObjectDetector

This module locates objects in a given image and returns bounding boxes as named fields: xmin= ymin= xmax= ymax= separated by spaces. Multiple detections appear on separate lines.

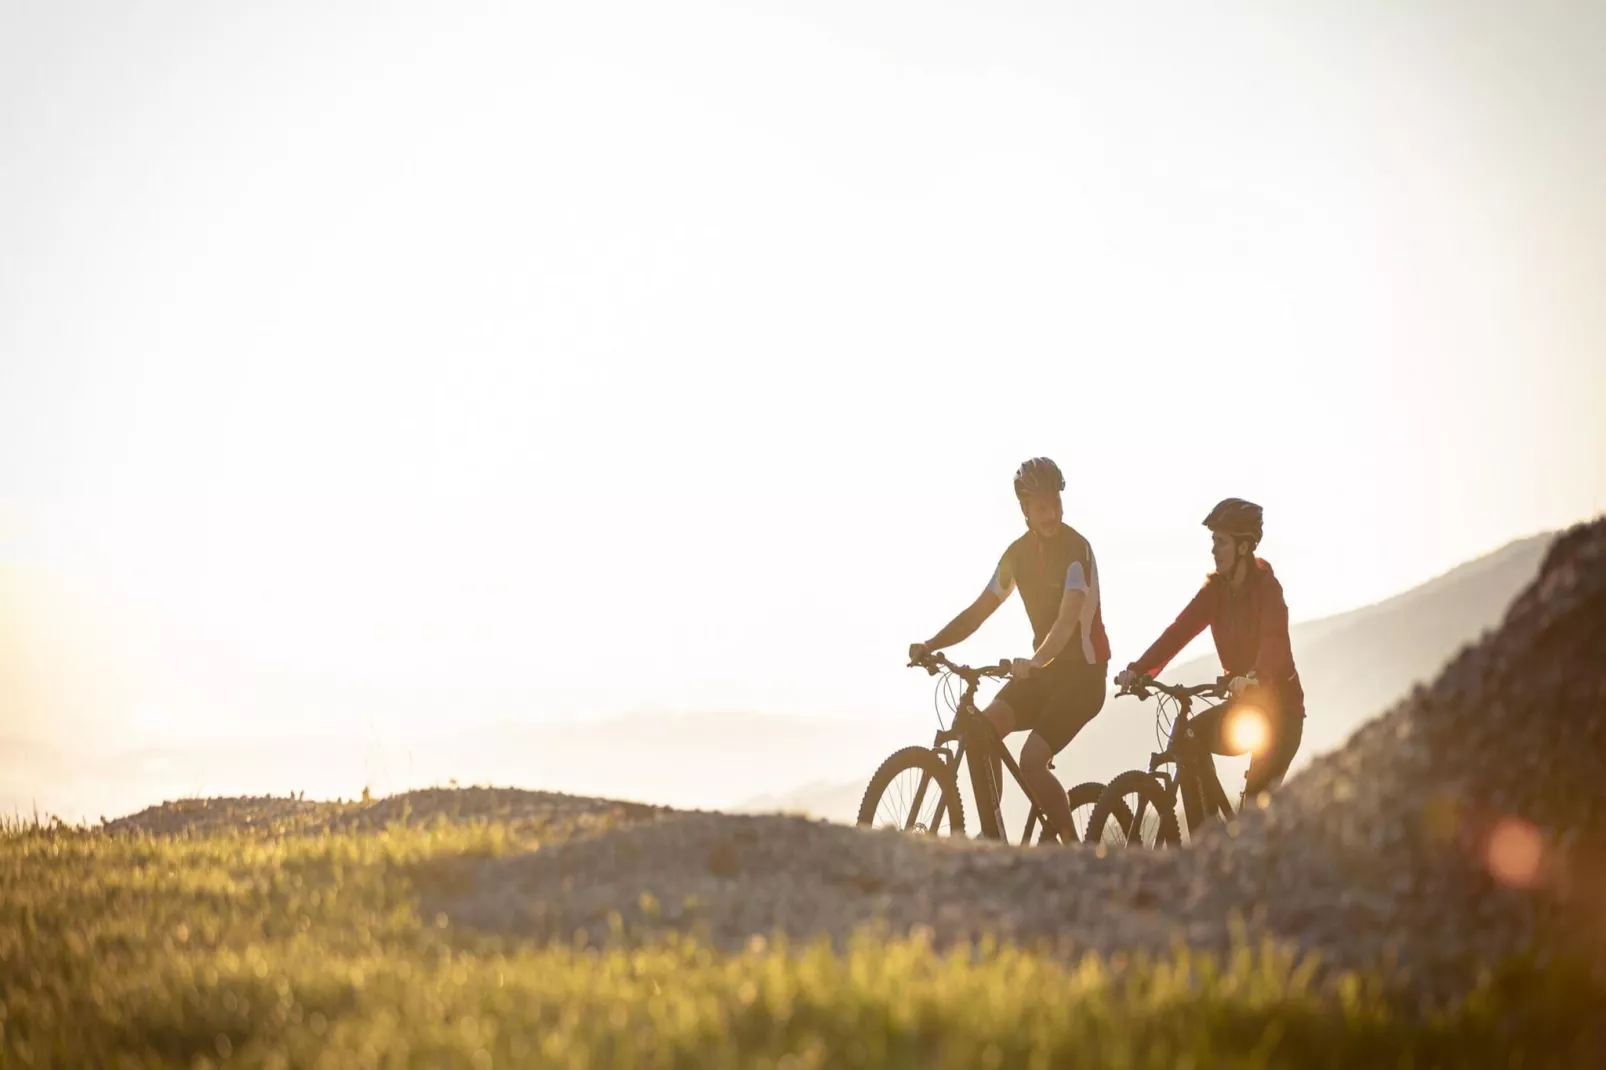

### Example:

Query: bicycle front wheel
xmin=1087 ymin=770 xmax=1181 ymax=848
xmin=856 ymin=746 xmax=966 ymax=837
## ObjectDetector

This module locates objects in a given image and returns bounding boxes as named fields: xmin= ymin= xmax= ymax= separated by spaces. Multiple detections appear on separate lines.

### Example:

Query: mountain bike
xmin=855 ymin=651 xmax=1131 ymax=846
xmin=1083 ymin=672 xmax=1261 ymax=848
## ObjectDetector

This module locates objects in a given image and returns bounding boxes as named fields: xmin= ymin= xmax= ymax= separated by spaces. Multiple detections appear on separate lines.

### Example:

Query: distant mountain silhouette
xmin=735 ymin=531 xmax=1555 ymax=825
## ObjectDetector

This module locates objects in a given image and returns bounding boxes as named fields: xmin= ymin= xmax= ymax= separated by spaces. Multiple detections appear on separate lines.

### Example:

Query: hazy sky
xmin=3 ymin=0 xmax=1602 ymax=750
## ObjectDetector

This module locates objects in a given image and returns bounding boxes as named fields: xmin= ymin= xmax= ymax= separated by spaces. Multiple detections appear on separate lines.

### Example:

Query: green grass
xmin=2 ymin=810 xmax=1600 ymax=1068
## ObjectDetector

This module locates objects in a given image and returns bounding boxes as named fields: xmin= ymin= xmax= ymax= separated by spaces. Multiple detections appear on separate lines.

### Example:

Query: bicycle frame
xmin=1109 ymin=674 xmax=1242 ymax=845
xmin=905 ymin=657 xmax=1060 ymax=844
xmin=1146 ymin=702 xmax=1239 ymax=837
xmin=951 ymin=705 xmax=1058 ymax=844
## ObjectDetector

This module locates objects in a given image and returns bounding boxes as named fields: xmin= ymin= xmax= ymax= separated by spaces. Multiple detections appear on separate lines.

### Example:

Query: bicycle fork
xmin=904 ymin=768 xmax=936 ymax=832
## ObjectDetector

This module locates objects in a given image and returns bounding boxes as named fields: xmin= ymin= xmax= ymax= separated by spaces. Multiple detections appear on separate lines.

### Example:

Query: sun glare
xmin=1225 ymin=707 xmax=1270 ymax=754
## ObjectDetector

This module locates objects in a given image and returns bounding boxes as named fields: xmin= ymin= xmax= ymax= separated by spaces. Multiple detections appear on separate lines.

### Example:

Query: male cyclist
xmin=908 ymin=457 xmax=1111 ymax=843
xmin=1114 ymin=497 xmax=1305 ymax=800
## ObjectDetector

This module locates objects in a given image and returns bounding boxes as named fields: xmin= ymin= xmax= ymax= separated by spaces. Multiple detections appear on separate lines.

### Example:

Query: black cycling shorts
xmin=993 ymin=659 xmax=1108 ymax=753
xmin=1190 ymin=699 xmax=1305 ymax=796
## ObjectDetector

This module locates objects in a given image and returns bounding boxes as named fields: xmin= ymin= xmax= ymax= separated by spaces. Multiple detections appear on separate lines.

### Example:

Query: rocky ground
xmin=107 ymin=515 xmax=1606 ymax=1006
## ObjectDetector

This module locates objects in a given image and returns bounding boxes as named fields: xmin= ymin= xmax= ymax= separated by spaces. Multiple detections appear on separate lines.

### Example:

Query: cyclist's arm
xmin=1128 ymin=581 xmax=1213 ymax=677
xmin=923 ymin=588 xmax=1004 ymax=651
xmin=1027 ymin=560 xmax=1089 ymax=667
xmin=922 ymin=554 xmax=1012 ymax=651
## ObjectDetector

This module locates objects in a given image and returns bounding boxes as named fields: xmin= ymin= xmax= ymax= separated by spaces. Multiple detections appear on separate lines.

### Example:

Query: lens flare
xmin=1225 ymin=706 xmax=1270 ymax=754
xmin=1486 ymin=817 xmax=1544 ymax=888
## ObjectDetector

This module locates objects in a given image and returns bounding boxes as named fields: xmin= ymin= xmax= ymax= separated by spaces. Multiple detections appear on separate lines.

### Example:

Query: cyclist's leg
xmin=981 ymin=701 xmax=1018 ymax=781
xmin=973 ymin=676 xmax=1043 ymax=837
xmin=1181 ymin=703 xmax=1233 ymax=820
xmin=1018 ymin=732 xmax=1075 ymax=842
xmin=1190 ymin=703 xmax=1232 ymax=754
xmin=1198 ymin=697 xmax=1303 ymax=804
xmin=1022 ymin=662 xmax=1107 ymax=843
xmin=1244 ymin=711 xmax=1304 ymax=799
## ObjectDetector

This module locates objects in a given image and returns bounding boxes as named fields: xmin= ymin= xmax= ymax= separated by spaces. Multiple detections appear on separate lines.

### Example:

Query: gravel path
xmin=437 ymin=807 xmax=1199 ymax=963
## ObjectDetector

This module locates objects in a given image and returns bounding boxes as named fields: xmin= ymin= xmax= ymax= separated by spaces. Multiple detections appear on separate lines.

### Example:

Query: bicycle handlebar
xmin=1116 ymin=671 xmax=1232 ymax=702
xmin=908 ymin=650 xmax=1013 ymax=683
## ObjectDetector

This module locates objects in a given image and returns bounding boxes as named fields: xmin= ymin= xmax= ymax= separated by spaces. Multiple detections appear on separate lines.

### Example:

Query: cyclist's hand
xmin=1227 ymin=674 xmax=1253 ymax=698
xmin=1009 ymin=657 xmax=1037 ymax=680
xmin=908 ymin=642 xmax=933 ymax=665
xmin=1114 ymin=668 xmax=1138 ymax=689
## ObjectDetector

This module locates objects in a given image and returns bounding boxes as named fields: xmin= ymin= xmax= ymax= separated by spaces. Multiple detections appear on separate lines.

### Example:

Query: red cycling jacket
xmin=1127 ymin=557 xmax=1306 ymax=717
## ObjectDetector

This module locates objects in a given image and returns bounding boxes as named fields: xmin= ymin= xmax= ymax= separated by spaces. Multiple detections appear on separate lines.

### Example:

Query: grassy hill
xmin=4 ymin=790 xmax=1601 ymax=1068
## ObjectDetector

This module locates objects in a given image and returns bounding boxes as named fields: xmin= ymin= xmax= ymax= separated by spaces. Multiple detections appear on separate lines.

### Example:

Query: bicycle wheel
xmin=1033 ymin=781 xmax=1136 ymax=845
xmin=856 ymin=746 xmax=966 ymax=837
xmin=1086 ymin=770 xmax=1181 ymax=848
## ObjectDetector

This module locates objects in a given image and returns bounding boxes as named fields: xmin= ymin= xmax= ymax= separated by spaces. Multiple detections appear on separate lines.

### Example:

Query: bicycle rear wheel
xmin=856 ymin=746 xmax=966 ymax=837
xmin=1087 ymin=770 xmax=1181 ymax=848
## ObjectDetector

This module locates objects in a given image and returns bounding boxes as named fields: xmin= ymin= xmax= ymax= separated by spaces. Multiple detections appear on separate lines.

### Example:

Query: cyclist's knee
xmin=1019 ymin=732 xmax=1054 ymax=773
xmin=983 ymin=701 xmax=1016 ymax=737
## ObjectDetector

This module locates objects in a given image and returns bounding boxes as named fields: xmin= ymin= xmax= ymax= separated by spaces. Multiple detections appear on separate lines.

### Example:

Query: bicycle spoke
xmin=873 ymin=765 xmax=954 ymax=836
xmin=1114 ymin=791 xmax=1167 ymax=848
xmin=1070 ymin=800 xmax=1098 ymax=845
xmin=903 ymin=770 xmax=933 ymax=832
xmin=1092 ymin=816 xmax=1126 ymax=849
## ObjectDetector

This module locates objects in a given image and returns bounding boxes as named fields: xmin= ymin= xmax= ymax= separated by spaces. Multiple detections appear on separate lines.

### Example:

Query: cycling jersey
xmin=987 ymin=523 xmax=1112 ymax=666
xmin=1128 ymin=557 xmax=1306 ymax=717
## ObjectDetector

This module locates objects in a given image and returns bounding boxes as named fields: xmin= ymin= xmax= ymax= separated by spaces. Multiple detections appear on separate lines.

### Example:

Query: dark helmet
xmin=1013 ymin=456 xmax=1065 ymax=499
xmin=1203 ymin=497 xmax=1263 ymax=545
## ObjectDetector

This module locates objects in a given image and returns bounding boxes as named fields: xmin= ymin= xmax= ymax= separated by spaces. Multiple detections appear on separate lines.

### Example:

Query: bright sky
xmin=3 ymin=0 xmax=1602 ymax=750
